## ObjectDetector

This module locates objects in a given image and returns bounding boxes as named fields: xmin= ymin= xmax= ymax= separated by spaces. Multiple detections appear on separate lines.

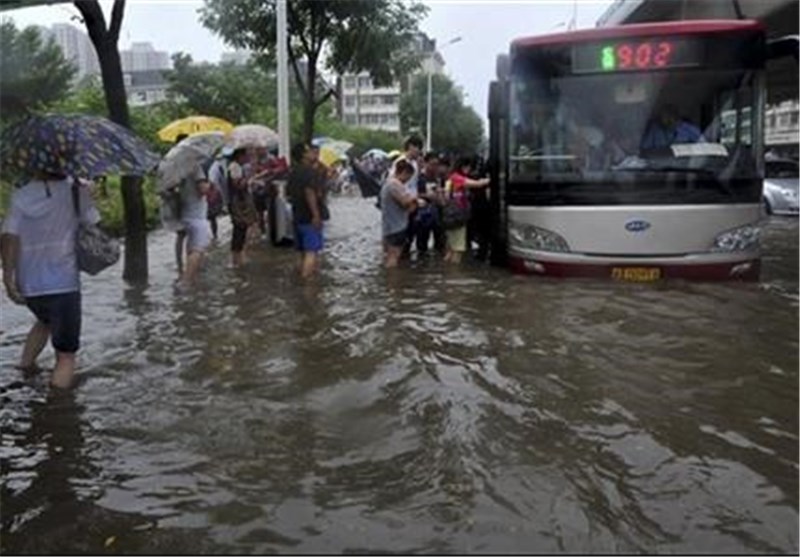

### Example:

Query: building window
xmin=344 ymin=95 xmax=356 ymax=107
xmin=344 ymin=76 xmax=356 ymax=89
xmin=344 ymin=115 xmax=356 ymax=125
xmin=791 ymin=112 xmax=799 ymax=125
xmin=361 ymin=96 xmax=374 ymax=106
xmin=358 ymin=76 xmax=371 ymax=88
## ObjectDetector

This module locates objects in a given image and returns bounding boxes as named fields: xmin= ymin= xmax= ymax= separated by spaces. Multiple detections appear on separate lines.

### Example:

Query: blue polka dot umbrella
xmin=1 ymin=113 xmax=160 ymax=178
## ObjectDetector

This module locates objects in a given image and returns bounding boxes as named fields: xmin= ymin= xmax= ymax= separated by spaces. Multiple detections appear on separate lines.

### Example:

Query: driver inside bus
xmin=640 ymin=104 xmax=704 ymax=151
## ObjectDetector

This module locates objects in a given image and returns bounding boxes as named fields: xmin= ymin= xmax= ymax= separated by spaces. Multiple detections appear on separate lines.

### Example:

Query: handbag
xmin=72 ymin=181 xmax=120 ymax=275
xmin=230 ymin=189 xmax=258 ymax=227
xmin=441 ymin=182 xmax=471 ymax=230
xmin=441 ymin=200 xmax=470 ymax=230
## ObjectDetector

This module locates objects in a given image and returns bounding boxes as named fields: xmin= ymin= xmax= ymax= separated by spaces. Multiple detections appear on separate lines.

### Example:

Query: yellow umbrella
xmin=157 ymin=116 xmax=234 ymax=143
xmin=319 ymin=144 xmax=350 ymax=167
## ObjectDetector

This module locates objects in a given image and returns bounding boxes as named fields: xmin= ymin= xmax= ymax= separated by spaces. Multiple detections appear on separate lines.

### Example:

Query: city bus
xmin=487 ymin=20 xmax=783 ymax=281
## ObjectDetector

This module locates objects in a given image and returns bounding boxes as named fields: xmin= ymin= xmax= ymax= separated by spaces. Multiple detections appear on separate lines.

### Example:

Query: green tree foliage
xmin=164 ymin=52 xmax=401 ymax=153
xmin=165 ymin=53 xmax=279 ymax=124
xmin=400 ymin=74 xmax=484 ymax=155
xmin=199 ymin=0 xmax=428 ymax=142
xmin=51 ymin=75 xmax=107 ymax=116
xmin=0 ymin=20 xmax=76 ymax=121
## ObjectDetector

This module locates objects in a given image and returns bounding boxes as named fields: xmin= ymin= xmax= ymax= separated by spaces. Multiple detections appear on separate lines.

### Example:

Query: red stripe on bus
xmin=511 ymin=20 xmax=764 ymax=50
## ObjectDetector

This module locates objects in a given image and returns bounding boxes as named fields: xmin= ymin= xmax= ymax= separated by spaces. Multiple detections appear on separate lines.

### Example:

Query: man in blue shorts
xmin=288 ymin=142 xmax=326 ymax=279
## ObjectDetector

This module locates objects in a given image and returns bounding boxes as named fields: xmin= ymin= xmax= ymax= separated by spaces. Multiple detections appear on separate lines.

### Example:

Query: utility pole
xmin=276 ymin=0 xmax=291 ymax=162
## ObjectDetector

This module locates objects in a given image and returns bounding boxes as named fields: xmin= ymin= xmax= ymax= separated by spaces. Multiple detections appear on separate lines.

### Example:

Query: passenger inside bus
xmin=640 ymin=104 xmax=704 ymax=151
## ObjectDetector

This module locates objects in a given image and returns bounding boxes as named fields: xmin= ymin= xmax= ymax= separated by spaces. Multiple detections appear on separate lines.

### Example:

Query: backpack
xmin=159 ymin=185 xmax=184 ymax=231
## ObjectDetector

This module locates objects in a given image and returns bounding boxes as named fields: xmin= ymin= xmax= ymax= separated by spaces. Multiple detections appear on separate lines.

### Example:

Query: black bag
xmin=72 ymin=181 xmax=120 ymax=275
xmin=441 ymin=198 xmax=470 ymax=230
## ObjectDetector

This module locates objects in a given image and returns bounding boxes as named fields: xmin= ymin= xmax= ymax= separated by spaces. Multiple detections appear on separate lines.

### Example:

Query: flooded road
xmin=1 ymin=197 xmax=797 ymax=554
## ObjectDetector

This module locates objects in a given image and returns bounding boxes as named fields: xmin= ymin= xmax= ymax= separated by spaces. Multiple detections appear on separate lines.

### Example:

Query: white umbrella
xmin=226 ymin=124 xmax=280 ymax=150
xmin=156 ymin=131 xmax=226 ymax=192
xmin=364 ymin=148 xmax=389 ymax=159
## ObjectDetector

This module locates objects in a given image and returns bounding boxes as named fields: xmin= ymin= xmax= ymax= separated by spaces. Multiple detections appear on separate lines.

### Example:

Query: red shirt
xmin=447 ymin=172 xmax=469 ymax=208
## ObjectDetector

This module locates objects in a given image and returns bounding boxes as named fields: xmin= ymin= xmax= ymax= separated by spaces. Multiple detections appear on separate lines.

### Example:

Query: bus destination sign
xmin=572 ymin=38 xmax=702 ymax=73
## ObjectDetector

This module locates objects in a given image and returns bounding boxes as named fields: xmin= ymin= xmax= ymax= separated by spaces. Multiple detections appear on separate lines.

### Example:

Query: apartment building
xmin=120 ymin=42 xmax=170 ymax=73
xmin=338 ymin=33 xmax=446 ymax=132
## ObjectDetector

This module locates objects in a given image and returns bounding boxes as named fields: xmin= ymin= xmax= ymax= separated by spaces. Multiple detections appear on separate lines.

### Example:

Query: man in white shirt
xmin=1 ymin=173 xmax=100 ymax=389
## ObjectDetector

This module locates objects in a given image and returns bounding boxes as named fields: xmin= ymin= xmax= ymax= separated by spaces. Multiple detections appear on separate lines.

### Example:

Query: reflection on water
xmin=1 ymin=199 xmax=797 ymax=554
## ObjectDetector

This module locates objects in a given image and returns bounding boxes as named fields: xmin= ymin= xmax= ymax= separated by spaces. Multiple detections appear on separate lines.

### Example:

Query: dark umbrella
xmin=0 ymin=113 xmax=160 ymax=178
xmin=350 ymin=160 xmax=382 ymax=198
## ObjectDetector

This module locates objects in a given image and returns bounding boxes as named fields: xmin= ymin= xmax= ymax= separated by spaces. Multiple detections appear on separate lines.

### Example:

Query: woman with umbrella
xmin=0 ymin=113 xmax=158 ymax=390
xmin=157 ymin=132 xmax=224 ymax=285
xmin=227 ymin=148 xmax=258 ymax=268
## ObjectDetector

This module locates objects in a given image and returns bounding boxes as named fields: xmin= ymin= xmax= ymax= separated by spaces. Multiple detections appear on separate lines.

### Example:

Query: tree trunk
xmin=96 ymin=40 xmax=148 ymax=283
xmin=302 ymin=59 xmax=318 ymax=143
xmin=303 ymin=97 xmax=316 ymax=144
xmin=120 ymin=175 xmax=147 ymax=281
xmin=80 ymin=3 xmax=148 ymax=284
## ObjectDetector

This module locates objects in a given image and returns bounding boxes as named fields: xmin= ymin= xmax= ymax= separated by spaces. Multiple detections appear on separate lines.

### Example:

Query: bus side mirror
xmin=767 ymin=35 xmax=798 ymax=61
xmin=488 ymin=81 xmax=508 ymax=119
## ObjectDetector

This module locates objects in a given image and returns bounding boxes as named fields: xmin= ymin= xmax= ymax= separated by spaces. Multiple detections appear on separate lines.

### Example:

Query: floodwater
xmin=1 ymin=197 xmax=797 ymax=554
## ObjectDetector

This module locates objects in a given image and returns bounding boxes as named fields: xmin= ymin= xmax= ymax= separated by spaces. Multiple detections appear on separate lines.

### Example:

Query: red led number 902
xmin=617 ymin=41 xmax=672 ymax=69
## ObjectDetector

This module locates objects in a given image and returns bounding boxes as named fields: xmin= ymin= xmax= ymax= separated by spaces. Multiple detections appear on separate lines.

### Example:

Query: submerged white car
xmin=763 ymin=158 xmax=799 ymax=216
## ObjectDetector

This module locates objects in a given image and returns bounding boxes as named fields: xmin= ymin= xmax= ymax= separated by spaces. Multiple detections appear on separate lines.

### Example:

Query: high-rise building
xmin=338 ymin=33 xmax=446 ymax=133
xmin=44 ymin=23 xmax=100 ymax=80
xmin=120 ymin=42 xmax=170 ymax=73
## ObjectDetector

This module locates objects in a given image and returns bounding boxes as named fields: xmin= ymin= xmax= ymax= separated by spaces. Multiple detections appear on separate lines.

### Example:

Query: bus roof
xmin=511 ymin=19 xmax=765 ymax=50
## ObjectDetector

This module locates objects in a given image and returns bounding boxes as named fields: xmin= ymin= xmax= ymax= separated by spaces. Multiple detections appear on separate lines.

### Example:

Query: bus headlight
xmin=711 ymin=224 xmax=760 ymax=253
xmin=509 ymin=223 xmax=570 ymax=252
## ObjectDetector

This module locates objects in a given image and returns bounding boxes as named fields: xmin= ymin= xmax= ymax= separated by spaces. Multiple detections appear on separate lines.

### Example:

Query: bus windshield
xmin=509 ymin=62 xmax=762 ymax=205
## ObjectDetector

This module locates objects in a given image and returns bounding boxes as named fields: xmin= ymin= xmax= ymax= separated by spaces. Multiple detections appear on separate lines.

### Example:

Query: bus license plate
xmin=611 ymin=267 xmax=661 ymax=282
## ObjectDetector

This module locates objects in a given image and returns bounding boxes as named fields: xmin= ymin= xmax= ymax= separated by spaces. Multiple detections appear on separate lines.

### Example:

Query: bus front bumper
xmin=507 ymin=250 xmax=760 ymax=281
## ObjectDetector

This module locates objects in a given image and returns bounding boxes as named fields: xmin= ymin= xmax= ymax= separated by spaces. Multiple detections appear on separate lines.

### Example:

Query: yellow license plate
xmin=611 ymin=267 xmax=662 ymax=282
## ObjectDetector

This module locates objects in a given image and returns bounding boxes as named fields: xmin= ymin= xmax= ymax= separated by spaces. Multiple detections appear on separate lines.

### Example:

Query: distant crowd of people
xmin=169 ymin=139 xmax=341 ymax=286
xmin=0 ymin=133 xmax=494 ymax=390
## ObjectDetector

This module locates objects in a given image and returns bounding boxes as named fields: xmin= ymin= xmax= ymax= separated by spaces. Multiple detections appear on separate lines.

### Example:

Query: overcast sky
xmin=6 ymin=0 xmax=612 ymax=125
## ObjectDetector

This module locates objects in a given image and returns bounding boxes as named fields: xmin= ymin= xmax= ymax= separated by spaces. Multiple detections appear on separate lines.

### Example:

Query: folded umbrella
xmin=319 ymin=146 xmax=345 ymax=167
xmin=364 ymin=148 xmax=389 ymax=159
xmin=225 ymin=124 xmax=280 ymax=150
xmin=156 ymin=131 xmax=226 ymax=192
xmin=1 ymin=113 xmax=160 ymax=178
xmin=350 ymin=160 xmax=382 ymax=198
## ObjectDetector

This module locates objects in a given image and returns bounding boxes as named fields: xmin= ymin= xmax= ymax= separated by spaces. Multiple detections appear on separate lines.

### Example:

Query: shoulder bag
xmin=72 ymin=181 xmax=120 ymax=275
xmin=441 ymin=181 xmax=471 ymax=230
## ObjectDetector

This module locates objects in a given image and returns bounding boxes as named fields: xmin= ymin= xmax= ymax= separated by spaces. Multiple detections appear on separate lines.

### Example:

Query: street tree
xmin=73 ymin=0 xmax=149 ymax=282
xmin=166 ymin=53 xmax=278 ymax=124
xmin=0 ymin=20 xmax=75 ymax=122
xmin=400 ymin=74 xmax=484 ymax=155
xmin=199 ymin=0 xmax=428 ymax=142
